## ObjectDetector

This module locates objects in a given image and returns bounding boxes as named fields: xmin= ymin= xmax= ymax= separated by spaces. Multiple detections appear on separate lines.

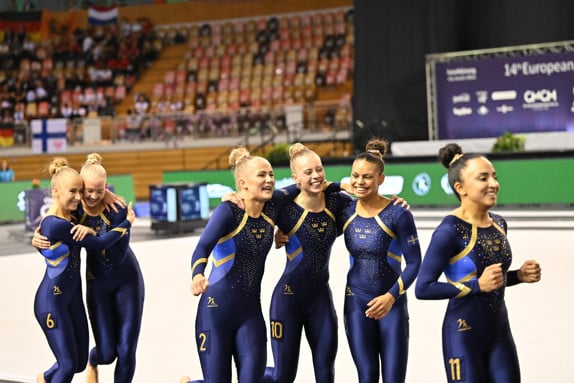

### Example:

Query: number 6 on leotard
xmin=45 ymin=313 xmax=56 ymax=329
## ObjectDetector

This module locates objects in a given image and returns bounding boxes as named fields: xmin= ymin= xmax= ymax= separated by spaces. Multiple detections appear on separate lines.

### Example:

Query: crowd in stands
xmin=118 ymin=7 xmax=354 ymax=143
xmin=0 ymin=7 xmax=354 ymax=146
xmin=0 ymin=15 xmax=161 ymax=143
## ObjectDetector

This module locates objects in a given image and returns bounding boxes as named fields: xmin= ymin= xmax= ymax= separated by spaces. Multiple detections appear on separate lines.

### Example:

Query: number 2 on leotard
xmin=199 ymin=332 xmax=208 ymax=352
xmin=448 ymin=358 xmax=461 ymax=381
xmin=270 ymin=321 xmax=283 ymax=340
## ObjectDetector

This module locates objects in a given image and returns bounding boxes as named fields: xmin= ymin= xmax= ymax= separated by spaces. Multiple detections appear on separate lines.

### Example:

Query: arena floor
xmin=1 ymin=209 xmax=572 ymax=383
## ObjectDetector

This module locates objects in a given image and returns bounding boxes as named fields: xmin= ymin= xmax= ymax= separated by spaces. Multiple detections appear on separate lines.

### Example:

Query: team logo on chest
xmin=355 ymin=228 xmax=372 ymax=239
xmin=251 ymin=227 xmax=266 ymax=239
xmin=312 ymin=221 xmax=329 ymax=233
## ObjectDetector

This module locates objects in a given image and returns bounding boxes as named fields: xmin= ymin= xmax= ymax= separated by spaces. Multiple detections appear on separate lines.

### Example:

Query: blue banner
xmin=434 ymin=51 xmax=574 ymax=139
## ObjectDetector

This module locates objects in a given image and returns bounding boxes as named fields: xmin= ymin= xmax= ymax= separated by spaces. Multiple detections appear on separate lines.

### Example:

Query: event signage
xmin=434 ymin=51 xmax=574 ymax=139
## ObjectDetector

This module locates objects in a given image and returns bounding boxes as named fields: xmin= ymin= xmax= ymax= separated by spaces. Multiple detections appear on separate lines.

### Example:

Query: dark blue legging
xmin=441 ymin=304 xmax=520 ymax=383
xmin=264 ymin=286 xmax=337 ymax=383
xmin=194 ymin=293 xmax=267 ymax=383
xmin=86 ymin=258 xmax=144 ymax=383
xmin=344 ymin=292 xmax=409 ymax=383
xmin=34 ymin=272 xmax=89 ymax=383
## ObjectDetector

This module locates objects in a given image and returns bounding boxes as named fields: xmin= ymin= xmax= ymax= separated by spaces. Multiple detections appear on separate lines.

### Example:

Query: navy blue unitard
xmin=340 ymin=200 xmax=421 ymax=383
xmin=35 ymin=214 xmax=131 ymax=383
xmin=189 ymin=193 xmax=286 ymax=383
xmin=77 ymin=203 xmax=145 ymax=383
xmin=263 ymin=191 xmax=350 ymax=383
xmin=415 ymin=214 xmax=523 ymax=383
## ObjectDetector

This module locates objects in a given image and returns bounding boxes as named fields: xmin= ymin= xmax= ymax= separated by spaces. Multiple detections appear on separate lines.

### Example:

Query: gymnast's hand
xmin=365 ymin=292 xmax=395 ymax=320
xmin=31 ymin=227 xmax=50 ymax=249
xmin=391 ymin=195 xmax=410 ymax=210
xmin=71 ymin=224 xmax=96 ymax=241
xmin=274 ymin=228 xmax=289 ymax=249
xmin=518 ymin=260 xmax=541 ymax=283
xmin=222 ymin=192 xmax=245 ymax=209
xmin=191 ymin=274 xmax=210 ymax=296
xmin=478 ymin=263 xmax=504 ymax=292
xmin=103 ymin=189 xmax=126 ymax=212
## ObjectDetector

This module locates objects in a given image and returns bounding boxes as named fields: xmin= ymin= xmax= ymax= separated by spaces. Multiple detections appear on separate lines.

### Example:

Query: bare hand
xmin=518 ymin=260 xmax=541 ymax=283
xmin=340 ymin=182 xmax=353 ymax=194
xmin=478 ymin=263 xmax=504 ymax=292
xmin=32 ymin=227 xmax=51 ymax=249
xmin=191 ymin=274 xmax=209 ymax=296
xmin=365 ymin=292 xmax=395 ymax=320
xmin=391 ymin=195 xmax=410 ymax=210
xmin=103 ymin=189 xmax=126 ymax=212
xmin=222 ymin=192 xmax=245 ymax=209
xmin=274 ymin=228 xmax=289 ymax=249
xmin=126 ymin=201 xmax=135 ymax=224
xmin=70 ymin=224 xmax=96 ymax=241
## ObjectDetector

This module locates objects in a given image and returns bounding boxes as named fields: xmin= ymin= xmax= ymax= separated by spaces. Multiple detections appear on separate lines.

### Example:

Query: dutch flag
xmin=88 ymin=5 xmax=119 ymax=25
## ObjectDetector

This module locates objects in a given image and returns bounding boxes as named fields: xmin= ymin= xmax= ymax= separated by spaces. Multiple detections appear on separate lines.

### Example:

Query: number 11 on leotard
xmin=448 ymin=358 xmax=461 ymax=381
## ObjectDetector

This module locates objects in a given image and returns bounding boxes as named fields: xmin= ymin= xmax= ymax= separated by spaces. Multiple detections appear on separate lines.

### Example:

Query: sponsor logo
xmin=206 ymin=296 xmax=218 ymax=308
xmin=457 ymin=318 xmax=472 ymax=332
xmin=523 ymin=89 xmax=559 ymax=110
xmin=452 ymin=93 xmax=471 ymax=104
xmin=475 ymin=91 xmax=488 ymax=103
xmin=283 ymin=284 xmax=294 ymax=295
xmin=452 ymin=107 xmax=472 ymax=116
xmin=441 ymin=174 xmax=453 ymax=195
xmin=412 ymin=173 xmax=431 ymax=196
xmin=524 ymin=89 xmax=557 ymax=103
xmin=446 ymin=67 xmax=477 ymax=82
xmin=496 ymin=104 xmax=514 ymax=114
xmin=491 ymin=90 xmax=517 ymax=101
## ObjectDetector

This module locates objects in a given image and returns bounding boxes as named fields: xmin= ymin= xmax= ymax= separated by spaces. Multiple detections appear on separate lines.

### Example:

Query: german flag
xmin=0 ymin=121 xmax=14 ymax=147
xmin=0 ymin=10 xmax=44 ymax=42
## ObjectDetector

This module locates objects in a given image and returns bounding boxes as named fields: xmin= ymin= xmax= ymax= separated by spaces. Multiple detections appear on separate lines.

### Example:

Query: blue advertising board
xmin=434 ymin=51 xmax=574 ymax=139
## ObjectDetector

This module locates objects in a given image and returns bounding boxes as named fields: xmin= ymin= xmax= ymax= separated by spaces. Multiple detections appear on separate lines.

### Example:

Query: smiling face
xmin=350 ymin=158 xmax=385 ymax=201
xmin=53 ymin=172 xmax=83 ymax=213
xmin=239 ymin=157 xmax=275 ymax=202
xmin=291 ymin=151 xmax=325 ymax=195
xmin=455 ymin=156 xmax=500 ymax=209
xmin=82 ymin=174 xmax=107 ymax=208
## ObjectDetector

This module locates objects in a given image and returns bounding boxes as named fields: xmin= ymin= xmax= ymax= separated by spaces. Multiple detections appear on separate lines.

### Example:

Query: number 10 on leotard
xmin=270 ymin=320 xmax=283 ymax=340
xmin=448 ymin=358 xmax=461 ymax=381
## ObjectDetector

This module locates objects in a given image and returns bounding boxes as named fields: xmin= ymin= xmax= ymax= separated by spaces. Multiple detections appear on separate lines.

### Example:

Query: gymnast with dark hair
xmin=415 ymin=143 xmax=541 ymax=383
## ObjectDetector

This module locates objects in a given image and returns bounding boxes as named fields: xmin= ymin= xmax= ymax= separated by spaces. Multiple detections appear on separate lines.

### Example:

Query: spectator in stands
xmin=0 ymin=159 xmax=15 ymax=182
xmin=134 ymin=93 xmax=149 ymax=115
xmin=23 ymin=0 xmax=36 ymax=11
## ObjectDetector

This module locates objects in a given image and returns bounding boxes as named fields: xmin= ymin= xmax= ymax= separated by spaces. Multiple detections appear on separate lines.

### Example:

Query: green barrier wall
xmin=0 ymin=175 xmax=135 ymax=223
xmin=163 ymin=158 xmax=574 ymax=208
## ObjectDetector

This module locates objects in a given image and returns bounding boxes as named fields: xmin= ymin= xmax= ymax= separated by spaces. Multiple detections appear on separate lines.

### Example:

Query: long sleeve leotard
xmin=77 ymin=203 xmax=145 ymax=383
xmin=340 ymin=200 xmax=421 ymax=383
xmin=263 ymin=190 xmax=351 ymax=383
xmin=415 ymin=214 xmax=522 ymax=383
xmin=189 ymin=191 xmax=286 ymax=383
xmin=35 ymin=214 xmax=131 ymax=383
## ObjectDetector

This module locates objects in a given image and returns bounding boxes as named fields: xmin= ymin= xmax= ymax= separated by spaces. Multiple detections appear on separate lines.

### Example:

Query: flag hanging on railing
xmin=31 ymin=119 xmax=68 ymax=153
xmin=0 ymin=10 xmax=44 ymax=41
xmin=88 ymin=5 xmax=119 ymax=25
